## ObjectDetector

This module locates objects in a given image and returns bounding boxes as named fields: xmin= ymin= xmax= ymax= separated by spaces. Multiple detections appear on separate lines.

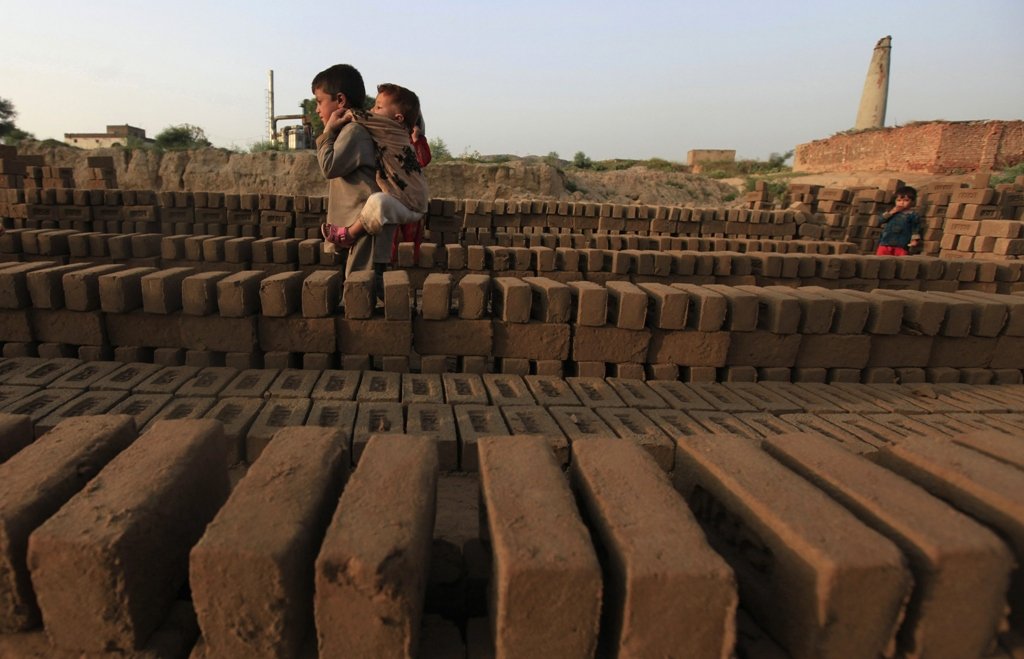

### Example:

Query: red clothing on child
xmin=392 ymin=134 xmax=432 ymax=263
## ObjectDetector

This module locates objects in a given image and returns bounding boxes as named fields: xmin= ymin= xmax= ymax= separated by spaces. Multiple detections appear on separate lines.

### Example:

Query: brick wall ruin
xmin=794 ymin=120 xmax=1024 ymax=174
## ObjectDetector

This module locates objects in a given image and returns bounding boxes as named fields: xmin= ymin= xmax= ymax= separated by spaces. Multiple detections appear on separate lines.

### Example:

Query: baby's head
xmin=372 ymin=83 xmax=421 ymax=131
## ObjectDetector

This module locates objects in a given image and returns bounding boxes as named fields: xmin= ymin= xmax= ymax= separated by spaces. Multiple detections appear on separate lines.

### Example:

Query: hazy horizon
xmin=4 ymin=1 xmax=1023 ymax=161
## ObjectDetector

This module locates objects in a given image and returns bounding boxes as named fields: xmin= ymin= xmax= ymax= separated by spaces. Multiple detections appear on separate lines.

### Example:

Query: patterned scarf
xmin=351 ymin=110 xmax=429 ymax=213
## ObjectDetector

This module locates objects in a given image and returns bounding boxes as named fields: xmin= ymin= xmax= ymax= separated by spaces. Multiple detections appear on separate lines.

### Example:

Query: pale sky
xmin=4 ymin=0 xmax=1023 ymax=161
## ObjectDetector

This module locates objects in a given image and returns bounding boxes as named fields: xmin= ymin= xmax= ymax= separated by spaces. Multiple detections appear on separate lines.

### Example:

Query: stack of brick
xmin=940 ymin=183 xmax=1024 ymax=261
xmin=0 ymin=146 xmax=25 ymax=225
xmin=83 ymin=156 xmax=117 ymax=189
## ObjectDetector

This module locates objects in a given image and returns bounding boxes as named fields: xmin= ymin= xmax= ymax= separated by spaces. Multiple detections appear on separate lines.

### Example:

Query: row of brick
xmin=2 ymin=357 xmax=1023 ymax=467
xmin=2 ymin=261 xmax=1023 ymax=378
xmin=1 ymin=406 xmax=1022 ymax=656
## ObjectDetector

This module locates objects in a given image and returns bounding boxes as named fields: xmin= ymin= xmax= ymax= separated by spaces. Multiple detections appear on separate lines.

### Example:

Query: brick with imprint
xmin=405 ymin=403 xmax=458 ymax=470
xmin=454 ymin=404 xmax=510 ymax=471
xmin=673 ymin=433 xmax=911 ymax=659
xmin=191 ymin=426 xmax=347 ymax=659
xmin=351 ymin=402 xmax=405 ymax=463
xmin=27 ymin=419 xmax=228 ymax=652
xmin=766 ymin=432 xmax=1013 ymax=657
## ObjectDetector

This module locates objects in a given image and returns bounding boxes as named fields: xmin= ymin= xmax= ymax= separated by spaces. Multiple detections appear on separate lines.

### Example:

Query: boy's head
xmin=311 ymin=64 xmax=366 ymax=126
xmin=373 ymin=83 xmax=421 ymax=131
xmin=894 ymin=185 xmax=917 ymax=207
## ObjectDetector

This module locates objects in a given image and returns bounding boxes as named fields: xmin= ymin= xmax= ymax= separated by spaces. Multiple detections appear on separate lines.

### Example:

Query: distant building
xmin=687 ymin=149 xmax=736 ymax=166
xmin=64 ymin=125 xmax=153 ymax=148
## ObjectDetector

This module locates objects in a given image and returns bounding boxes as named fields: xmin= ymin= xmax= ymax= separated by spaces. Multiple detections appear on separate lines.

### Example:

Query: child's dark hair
xmin=311 ymin=64 xmax=366 ymax=110
xmin=895 ymin=185 xmax=917 ymax=204
xmin=377 ymin=83 xmax=421 ymax=131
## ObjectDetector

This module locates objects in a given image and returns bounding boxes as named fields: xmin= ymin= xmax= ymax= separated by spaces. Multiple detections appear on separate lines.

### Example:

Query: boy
xmin=876 ymin=185 xmax=922 ymax=256
xmin=320 ymin=83 xmax=428 ymax=249
xmin=312 ymin=64 xmax=396 ymax=285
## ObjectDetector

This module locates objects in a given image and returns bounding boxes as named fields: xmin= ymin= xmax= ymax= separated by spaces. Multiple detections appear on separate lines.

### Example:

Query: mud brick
xmin=140 ymin=396 xmax=217 ymax=431
xmin=341 ymin=270 xmax=375 ymax=320
xmin=589 ymin=406 xmax=672 ymax=469
xmin=160 ymin=235 xmax=189 ymax=262
xmin=934 ymin=291 xmax=1009 ymax=337
xmin=482 ymin=374 xmax=534 ymax=406
xmin=261 ymin=314 xmax=336 ymax=353
xmin=647 ymin=328 xmax=730 ymax=367
xmin=197 ymin=398 xmax=261 ymax=464
xmin=172 ymin=367 xmax=236 ymax=398
xmin=733 ymin=285 xmax=801 ymax=334
xmin=722 ymin=382 xmax=803 ymax=414
xmin=2 ymin=358 xmax=79 ymax=387
xmin=129 ymin=365 xmax=198 ymax=395
xmin=674 ymin=433 xmax=911 ymax=658
xmin=521 ymin=276 xmax=571 ymax=324
xmin=864 ymin=334 xmax=932 ymax=368
xmin=777 ymin=413 xmax=879 ymax=454
xmin=401 ymin=403 xmax=456 ymax=470
xmin=137 ymin=266 xmax=192 ymax=315
xmin=454 ymin=405 xmax=509 ymax=470
xmin=774 ymin=433 xmax=1013 ymax=656
xmin=27 ymin=419 xmax=225 ymax=653
xmin=522 ymin=375 xmax=579 ymax=406
xmin=565 ymin=281 xmax=606 ymax=327
xmin=570 ymin=439 xmax=736 ymax=657
xmin=314 ymin=434 xmax=437 ymax=657
xmin=872 ymin=289 xmax=949 ymax=336
xmin=600 ymin=378 xmax=663 ymax=409
xmin=44 ymin=361 xmax=119 ymax=390
xmin=570 ymin=325 xmax=648 ymax=364
xmin=497 ymin=357 xmax=528 ymax=375
xmin=190 ymin=426 xmax=346 ymax=659
xmin=555 ymin=378 xmax=617 ymax=410
xmin=0 ymin=388 xmax=79 ymax=424
xmin=257 ymin=271 xmax=304 ymax=318
xmin=498 ymin=406 xmax=569 ymax=463
xmin=602 ymin=280 xmax=646 ymax=330
xmin=832 ymin=383 xmax=927 ymax=415
xmin=798 ymin=382 xmax=887 ymax=414
xmin=793 ymin=334 xmax=870 ymax=369
xmin=929 ymin=335 xmax=997 ymax=368
xmin=0 ymin=309 xmax=33 ymax=343
xmin=725 ymin=330 xmax=800 ymax=368
xmin=951 ymin=429 xmax=1024 ymax=469
xmin=243 ymin=397 xmax=312 ymax=462
xmin=353 ymin=371 xmax=400 ymax=403
xmin=636 ymin=381 xmax=706 ymax=412
xmin=104 ymin=308 xmax=182 ymax=348
xmin=418 ymin=273 xmax=452 ymax=320
xmin=304 ymin=370 xmax=360 ymax=401
xmin=178 ymin=314 xmax=257 ymax=353
xmin=26 ymin=307 xmax=103 ymax=346
xmin=298 ymin=270 xmax=340 ymax=318
xmin=0 ymin=415 xmax=135 ymax=632
xmin=801 ymin=287 xmax=869 ymax=333
xmin=84 ymin=363 xmax=157 ymax=394
xmin=349 ymin=403 xmax=407 ymax=463
xmin=413 ymin=318 xmax=491 ymax=359
xmin=491 ymin=276 xmax=531 ymax=323
xmin=223 ymin=236 xmax=254 ymax=262
xmin=0 ymin=262 xmax=57 ymax=309
xmin=635 ymin=283 xmax=687 ymax=330
xmin=0 ymin=411 xmax=32 ymax=462
xmin=95 ymin=266 xmax=155 ymax=313
xmin=491 ymin=319 xmax=569 ymax=361
xmin=667 ymin=283 xmax=725 ymax=331
xmin=181 ymin=271 xmax=229 ymax=316
xmin=215 ymin=270 xmax=266 ymax=318
xmin=452 ymin=274 xmax=488 ymax=320
xmin=875 ymin=436 xmax=1024 ymax=631
xmin=218 ymin=368 xmax=278 ymax=399
xmin=759 ymin=381 xmax=846 ymax=414
xmin=545 ymin=406 xmax=613 ymax=447
xmin=396 ymin=373 xmax=441 ymax=405
xmin=262 ymin=368 xmax=317 ymax=399
xmin=337 ymin=318 xmax=411 ymax=356
xmin=442 ymin=373 xmax=488 ymax=405
xmin=475 ymin=436 xmax=600 ymax=657
xmin=23 ymin=263 xmax=88 ymax=310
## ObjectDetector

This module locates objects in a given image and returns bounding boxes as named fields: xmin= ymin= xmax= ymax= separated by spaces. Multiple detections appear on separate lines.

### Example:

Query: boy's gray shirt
xmin=315 ymin=121 xmax=397 ymax=272
xmin=316 ymin=122 xmax=378 ymax=229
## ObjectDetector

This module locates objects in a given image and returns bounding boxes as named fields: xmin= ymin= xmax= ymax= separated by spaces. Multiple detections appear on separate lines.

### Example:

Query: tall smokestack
xmin=854 ymin=36 xmax=891 ymax=130
xmin=267 ymin=70 xmax=275 ymax=142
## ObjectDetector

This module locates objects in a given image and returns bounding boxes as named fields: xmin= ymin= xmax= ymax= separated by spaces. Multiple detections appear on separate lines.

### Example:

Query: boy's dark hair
xmin=895 ymin=185 xmax=917 ymax=203
xmin=377 ymin=83 xmax=421 ymax=131
xmin=311 ymin=64 xmax=366 ymax=110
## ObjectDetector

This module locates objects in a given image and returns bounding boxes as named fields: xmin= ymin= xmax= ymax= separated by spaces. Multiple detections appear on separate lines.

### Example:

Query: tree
xmin=301 ymin=98 xmax=324 ymax=136
xmin=573 ymin=151 xmax=592 ymax=169
xmin=0 ymin=97 xmax=34 ymax=145
xmin=429 ymin=137 xmax=452 ymax=161
xmin=154 ymin=124 xmax=211 ymax=150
